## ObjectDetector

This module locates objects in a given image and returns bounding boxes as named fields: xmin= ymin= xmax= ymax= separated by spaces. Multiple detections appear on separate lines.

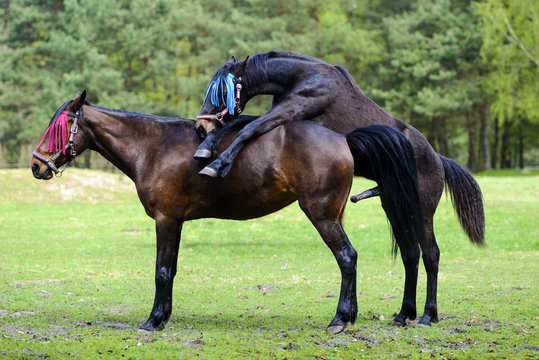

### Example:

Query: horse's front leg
xmin=194 ymin=128 xmax=224 ymax=159
xmin=194 ymin=116 xmax=258 ymax=159
xmin=199 ymin=115 xmax=290 ymax=178
xmin=140 ymin=216 xmax=183 ymax=332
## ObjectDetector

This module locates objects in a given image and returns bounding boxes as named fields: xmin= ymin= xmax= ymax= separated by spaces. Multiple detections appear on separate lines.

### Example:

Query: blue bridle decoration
xmin=204 ymin=73 xmax=238 ymax=115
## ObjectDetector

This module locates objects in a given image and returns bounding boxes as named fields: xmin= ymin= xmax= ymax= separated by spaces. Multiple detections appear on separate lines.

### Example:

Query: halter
xmin=32 ymin=108 xmax=80 ymax=177
xmin=197 ymin=75 xmax=243 ymax=126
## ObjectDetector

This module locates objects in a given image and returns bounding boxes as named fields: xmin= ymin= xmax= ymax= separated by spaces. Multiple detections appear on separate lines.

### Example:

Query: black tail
xmin=346 ymin=125 xmax=425 ymax=256
xmin=440 ymin=156 xmax=485 ymax=246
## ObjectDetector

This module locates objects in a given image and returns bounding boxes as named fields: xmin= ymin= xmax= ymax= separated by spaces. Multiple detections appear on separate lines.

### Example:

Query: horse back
xmin=183 ymin=122 xmax=353 ymax=221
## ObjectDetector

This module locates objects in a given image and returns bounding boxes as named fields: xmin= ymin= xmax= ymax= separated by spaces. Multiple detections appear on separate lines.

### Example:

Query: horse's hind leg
xmin=419 ymin=217 xmax=440 ymax=325
xmin=317 ymin=219 xmax=358 ymax=334
xmin=391 ymin=235 xmax=420 ymax=325
xmin=391 ymin=150 xmax=444 ymax=326
xmin=415 ymin=153 xmax=444 ymax=326
xmin=300 ymin=198 xmax=357 ymax=334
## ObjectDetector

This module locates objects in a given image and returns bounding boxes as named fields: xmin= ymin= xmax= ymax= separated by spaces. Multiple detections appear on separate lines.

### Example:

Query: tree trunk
xmin=466 ymin=108 xmax=477 ymax=173
xmin=480 ymin=102 xmax=491 ymax=171
xmin=437 ymin=117 xmax=449 ymax=156
xmin=311 ymin=6 xmax=325 ymax=59
xmin=438 ymin=118 xmax=449 ymax=156
xmin=427 ymin=117 xmax=438 ymax=153
xmin=493 ymin=117 xmax=500 ymax=169
xmin=501 ymin=119 xmax=512 ymax=168
xmin=518 ymin=116 xmax=524 ymax=168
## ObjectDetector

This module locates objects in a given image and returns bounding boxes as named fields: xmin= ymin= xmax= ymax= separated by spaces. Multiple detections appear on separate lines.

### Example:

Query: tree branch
xmin=501 ymin=7 xmax=538 ymax=66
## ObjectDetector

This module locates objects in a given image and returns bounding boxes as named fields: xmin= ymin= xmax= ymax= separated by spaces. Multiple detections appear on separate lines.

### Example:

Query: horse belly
xmin=209 ymin=190 xmax=296 ymax=220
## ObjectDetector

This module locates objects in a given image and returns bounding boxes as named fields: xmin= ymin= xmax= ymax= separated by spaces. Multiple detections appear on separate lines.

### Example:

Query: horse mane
xmin=265 ymin=51 xmax=364 ymax=94
xmin=242 ymin=51 xmax=328 ymax=88
xmin=242 ymin=51 xmax=363 ymax=94
xmin=210 ymin=50 xmax=363 ymax=101
xmin=265 ymin=50 xmax=328 ymax=64
xmin=47 ymin=100 xmax=73 ymax=126
xmin=85 ymin=102 xmax=193 ymax=124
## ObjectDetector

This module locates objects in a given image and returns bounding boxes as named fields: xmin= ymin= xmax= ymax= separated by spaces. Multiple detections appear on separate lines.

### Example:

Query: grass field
xmin=0 ymin=168 xmax=537 ymax=359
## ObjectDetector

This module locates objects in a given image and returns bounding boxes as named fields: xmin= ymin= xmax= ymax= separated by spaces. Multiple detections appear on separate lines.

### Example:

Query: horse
xmin=31 ymin=90 xmax=424 ymax=334
xmin=194 ymin=50 xmax=486 ymax=327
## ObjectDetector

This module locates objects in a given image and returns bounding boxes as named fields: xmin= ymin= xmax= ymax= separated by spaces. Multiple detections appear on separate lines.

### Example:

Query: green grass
xmin=0 ymin=169 xmax=537 ymax=359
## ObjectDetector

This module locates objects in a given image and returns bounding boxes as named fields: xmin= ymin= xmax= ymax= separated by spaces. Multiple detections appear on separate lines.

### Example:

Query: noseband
xmin=197 ymin=76 xmax=243 ymax=126
xmin=32 ymin=109 xmax=80 ymax=177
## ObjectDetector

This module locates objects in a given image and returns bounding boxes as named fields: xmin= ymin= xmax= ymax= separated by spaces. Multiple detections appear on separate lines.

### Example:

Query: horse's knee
xmin=155 ymin=267 xmax=172 ymax=287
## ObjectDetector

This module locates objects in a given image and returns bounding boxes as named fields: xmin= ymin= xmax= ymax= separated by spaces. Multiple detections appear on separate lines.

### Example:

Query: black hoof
xmin=139 ymin=319 xmax=165 ymax=332
xmin=199 ymin=166 xmax=218 ymax=178
xmin=327 ymin=313 xmax=352 ymax=334
xmin=194 ymin=148 xmax=212 ymax=160
xmin=418 ymin=314 xmax=437 ymax=326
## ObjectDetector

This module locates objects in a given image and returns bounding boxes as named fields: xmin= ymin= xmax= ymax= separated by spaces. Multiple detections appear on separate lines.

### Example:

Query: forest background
xmin=0 ymin=0 xmax=537 ymax=171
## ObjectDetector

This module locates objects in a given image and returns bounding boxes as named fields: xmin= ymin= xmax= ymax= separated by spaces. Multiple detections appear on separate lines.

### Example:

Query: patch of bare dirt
xmin=75 ymin=320 xmax=133 ymax=330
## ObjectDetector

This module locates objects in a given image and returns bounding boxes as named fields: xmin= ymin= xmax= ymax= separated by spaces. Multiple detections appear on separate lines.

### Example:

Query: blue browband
xmin=204 ymin=73 xmax=238 ymax=115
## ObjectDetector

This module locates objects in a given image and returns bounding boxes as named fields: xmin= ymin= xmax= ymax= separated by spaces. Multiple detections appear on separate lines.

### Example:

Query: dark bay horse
xmin=31 ymin=91 xmax=424 ymax=334
xmin=195 ymin=51 xmax=486 ymax=326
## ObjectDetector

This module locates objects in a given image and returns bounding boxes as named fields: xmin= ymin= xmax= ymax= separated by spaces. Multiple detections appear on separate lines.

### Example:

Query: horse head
xmin=195 ymin=56 xmax=249 ymax=138
xmin=31 ymin=90 xmax=88 ymax=180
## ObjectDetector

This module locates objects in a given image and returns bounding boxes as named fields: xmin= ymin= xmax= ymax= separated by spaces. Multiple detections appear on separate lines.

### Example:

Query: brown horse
xmin=195 ymin=51 xmax=486 ymax=326
xmin=31 ymin=91 xmax=424 ymax=334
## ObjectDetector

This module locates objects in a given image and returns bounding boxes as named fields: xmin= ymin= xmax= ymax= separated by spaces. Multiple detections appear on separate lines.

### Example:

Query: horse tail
xmin=346 ymin=125 xmax=425 ymax=257
xmin=440 ymin=156 xmax=485 ymax=246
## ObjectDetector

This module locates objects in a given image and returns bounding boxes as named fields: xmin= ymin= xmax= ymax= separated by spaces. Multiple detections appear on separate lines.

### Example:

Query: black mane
xmin=86 ymin=102 xmax=193 ymax=124
xmin=48 ymin=100 xmax=73 ymax=126
xmin=212 ymin=50 xmax=330 ymax=95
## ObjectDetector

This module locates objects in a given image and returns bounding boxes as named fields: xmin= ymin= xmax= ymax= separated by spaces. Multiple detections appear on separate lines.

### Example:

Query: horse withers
xmin=31 ymin=91 xmax=423 ymax=334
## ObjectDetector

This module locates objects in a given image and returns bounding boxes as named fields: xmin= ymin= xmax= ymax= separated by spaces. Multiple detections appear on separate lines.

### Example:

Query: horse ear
xmin=235 ymin=56 xmax=249 ymax=76
xmin=72 ymin=89 xmax=87 ymax=111
xmin=79 ymin=89 xmax=87 ymax=104
xmin=227 ymin=56 xmax=236 ymax=64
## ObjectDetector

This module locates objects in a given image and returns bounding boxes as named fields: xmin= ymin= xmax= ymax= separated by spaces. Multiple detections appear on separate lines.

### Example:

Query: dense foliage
xmin=0 ymin=0 xmax=537 ymax=169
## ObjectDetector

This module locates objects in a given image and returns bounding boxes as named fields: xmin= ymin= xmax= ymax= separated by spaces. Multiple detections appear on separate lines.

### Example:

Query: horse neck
xmin=243 ymin=57 xmax=306 ymax=99
xmin=81 ymin=105 xmax=159 ymax=181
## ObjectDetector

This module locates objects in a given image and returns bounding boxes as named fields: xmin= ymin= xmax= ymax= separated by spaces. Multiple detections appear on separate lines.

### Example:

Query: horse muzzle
xmin=195 ymin=118 xmax=219 ymax=139
xmin=196 ymin=124 xmax=207 ymax=139
xmin=31 ymin=161 xmax=53 ymax=180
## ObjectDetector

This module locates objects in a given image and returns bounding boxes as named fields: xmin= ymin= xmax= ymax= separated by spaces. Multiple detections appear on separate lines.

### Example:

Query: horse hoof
xmin=390 ymin=320 xmax=406 ymax=327
xmin=194 ymin=149 xmax=212 ymax=159
xmin=326 ymin=325 xmax=345 ymax=334
xmin=418 ymin=317 xmax=433 ymax=326
xmin=199 ymin=167 xmax=218 ymax=178
xmin=139 ymin=319 xmax=165 ymax=332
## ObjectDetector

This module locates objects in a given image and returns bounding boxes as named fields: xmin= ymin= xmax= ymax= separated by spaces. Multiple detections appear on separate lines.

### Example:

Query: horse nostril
xmin=196 ymin=125 xmax=207 ymax=139
xmin=31 ymin=163 xmax=41 ymax=178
